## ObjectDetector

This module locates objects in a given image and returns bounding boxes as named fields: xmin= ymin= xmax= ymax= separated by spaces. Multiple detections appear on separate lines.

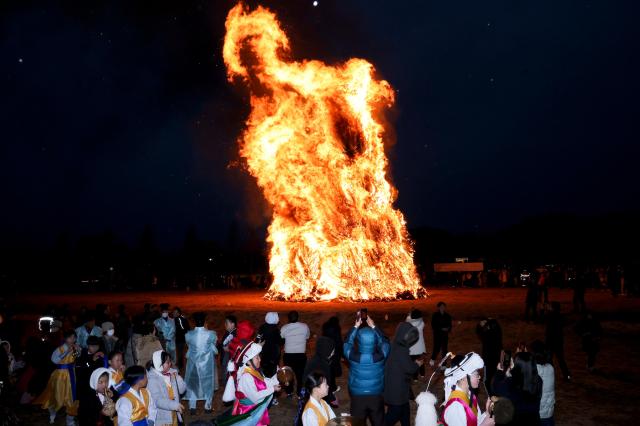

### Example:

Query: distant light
xmin=209 ymin=258 xmax=213 ymax=262
xmin=18 ymin=58 xmax=23 ymax=63
xmin=39 ymin=316 xmax=54 ymax=331
xmin=313 ymin=1 xmax=318 ymax=6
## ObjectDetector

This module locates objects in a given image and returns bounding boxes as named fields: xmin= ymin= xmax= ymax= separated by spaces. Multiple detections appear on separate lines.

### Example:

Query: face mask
xmin=107 ymin=329 xmax=115 ymax=337
xmin=162 ymin=312 xmax=169 ymax=318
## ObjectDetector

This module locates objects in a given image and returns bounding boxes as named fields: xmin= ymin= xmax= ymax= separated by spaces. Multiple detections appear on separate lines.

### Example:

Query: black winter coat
xmin=257 ymin=323 xmax=283 ymax=376
xmin=383 ymin=322 xmax=420 ymax=405
xmin=303 ymin=336 xmax=335 ymax=382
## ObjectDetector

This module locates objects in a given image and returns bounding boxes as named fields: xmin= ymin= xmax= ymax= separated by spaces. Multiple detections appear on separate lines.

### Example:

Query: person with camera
xmin=492 ymin=350 xmax=542 ymax=426
xmin=442 ymin=352 xmax=495 ymax=426
xmin=344 ymin=310 xmax=390 ymax=426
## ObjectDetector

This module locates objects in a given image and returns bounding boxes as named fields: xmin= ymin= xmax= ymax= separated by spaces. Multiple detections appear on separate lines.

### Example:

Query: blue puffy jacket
xmin=344 ymin=326 xmax=390 ymax=396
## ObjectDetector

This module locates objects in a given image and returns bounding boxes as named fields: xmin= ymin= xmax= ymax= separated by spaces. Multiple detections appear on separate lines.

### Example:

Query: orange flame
xmin=223 ymin=3 xmax=424 ymax=301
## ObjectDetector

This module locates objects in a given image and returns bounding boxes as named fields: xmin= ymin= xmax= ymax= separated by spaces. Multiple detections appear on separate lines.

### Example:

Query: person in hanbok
xmin=230 ymin=342 xmax=280 ymax=426
xmin=108 ymin=351 xmax=127 ymax=397
xmin=154 ymin=304 xmax=176 ymax=362
xmin=35 ymin=329 xmax=81 ymax=425
xmin=301 ymin=372 xmax=336 ymax=426
xmin=442 ymin=352 xmax=495 ymax=426
xmin=184 ymin=312 xmax=218 ymax=415
xmin=115 ymin=365 xmax=157 ymax=426
xmin=146 ymin=350 xmax=186 ymax=426
xmin=75 ymin=313 xmax=103 ymax=349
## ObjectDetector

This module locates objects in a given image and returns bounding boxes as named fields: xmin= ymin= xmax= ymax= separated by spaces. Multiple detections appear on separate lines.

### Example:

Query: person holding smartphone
xmin=344 ymin=311 xmax=390 ymax=426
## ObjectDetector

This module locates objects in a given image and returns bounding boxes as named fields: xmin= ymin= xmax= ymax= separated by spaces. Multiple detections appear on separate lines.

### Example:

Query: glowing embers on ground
xmin=223 ymin=3 xmax=426 ymax=301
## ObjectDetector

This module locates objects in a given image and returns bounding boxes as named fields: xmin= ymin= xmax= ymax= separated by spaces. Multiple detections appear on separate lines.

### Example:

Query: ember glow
xmin=223 ymin=3 xmax=425 ymax=301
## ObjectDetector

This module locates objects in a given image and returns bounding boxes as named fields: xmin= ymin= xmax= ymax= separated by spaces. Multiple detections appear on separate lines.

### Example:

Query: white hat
xmin=152 ymin=350 xmax=165 ymax=372
xmin=90 ymin=367 xmax=110 ymax=390
xmin=444 ymin=352 xmax=484 ymax=400
xmin=242 ymin=342 xmax=262 ymax=365
xmin=265 ymin=312 xmax=279 ymax=325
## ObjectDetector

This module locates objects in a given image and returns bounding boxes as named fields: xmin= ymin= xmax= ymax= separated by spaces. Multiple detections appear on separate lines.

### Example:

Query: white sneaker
xmin=429 ymin=359 xmax=435 ymax=367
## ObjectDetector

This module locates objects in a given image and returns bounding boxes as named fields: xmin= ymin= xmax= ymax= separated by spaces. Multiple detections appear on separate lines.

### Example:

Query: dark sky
xmin=1 ymin=0 xmax=639 ymax=249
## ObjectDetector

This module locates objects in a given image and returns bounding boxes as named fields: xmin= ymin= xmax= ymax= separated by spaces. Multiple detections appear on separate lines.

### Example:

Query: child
xmin=34 ymin=329 xmax=81 ymax=425
xmin=442 ymin=352 xmax=495 ymax=426
xmin=231 ymin=342 xmax=280 ymax=426
xmin=301 ymin=372 xmax=336 ymax=426
xmin=115 ymin=365 xmax=157 ymax=426
xmin=78 ymin=367 xmax=115 ymax=425
xmin=147 ymin=350 xmax=186 ymax=426
xmin=107 ymin=351 xmax=127 ymax=396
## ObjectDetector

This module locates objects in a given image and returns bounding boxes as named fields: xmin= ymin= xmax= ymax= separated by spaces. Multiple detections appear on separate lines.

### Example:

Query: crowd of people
xmin=0 ymin=297 xmax=603 ymax=426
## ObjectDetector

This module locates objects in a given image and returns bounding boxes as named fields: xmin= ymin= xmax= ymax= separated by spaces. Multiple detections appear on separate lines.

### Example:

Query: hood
xmin=90 ymin=367 xmax=110 ymax=390
xmin=314 ymin=336 xmax=335 ymax=359
xmin=394 ymin=322 xmax=419 ymax=348
xmin=265 ymin=312 xmax=279 ymax=325
xmin=236 ymin=320 xmax=255 ymax=341
xmin=356 ymin=327 xmax=379 ymax=354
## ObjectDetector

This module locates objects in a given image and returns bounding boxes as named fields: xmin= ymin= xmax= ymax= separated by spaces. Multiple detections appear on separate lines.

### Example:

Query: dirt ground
xmin=7 ymin=288 xmax=640 ymax=425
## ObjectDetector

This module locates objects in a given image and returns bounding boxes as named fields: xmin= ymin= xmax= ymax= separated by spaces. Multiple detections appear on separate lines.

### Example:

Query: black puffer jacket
xmin=257 ymin=323 xmax=283 ymax=377
xmin=383 ymin=322 xmax=420 ymax=405
xmin=303 ymin=336 xmax=335 ymax=383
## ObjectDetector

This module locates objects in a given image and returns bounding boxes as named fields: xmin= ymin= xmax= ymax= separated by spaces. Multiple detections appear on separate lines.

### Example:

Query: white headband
xmin=243 ymin=342 xmax=262 ymax=365
xmin=152 ymin=350 xmax=165 ymax=372
xmin=444 ymin=352 xmax=484 ymax=400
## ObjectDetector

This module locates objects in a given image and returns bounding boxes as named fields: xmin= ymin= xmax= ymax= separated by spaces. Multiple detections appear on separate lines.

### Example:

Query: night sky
xmin=2 ymin=0 xmax=639 ymax=249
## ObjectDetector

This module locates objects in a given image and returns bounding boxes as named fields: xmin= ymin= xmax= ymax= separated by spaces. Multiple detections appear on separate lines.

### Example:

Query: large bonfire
xmin=223 ymin=3 xmax=425 ymax=301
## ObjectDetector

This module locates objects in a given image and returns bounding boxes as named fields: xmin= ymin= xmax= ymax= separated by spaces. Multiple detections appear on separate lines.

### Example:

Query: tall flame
xmin=223 ymin=3 xmax=424 ymax=301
